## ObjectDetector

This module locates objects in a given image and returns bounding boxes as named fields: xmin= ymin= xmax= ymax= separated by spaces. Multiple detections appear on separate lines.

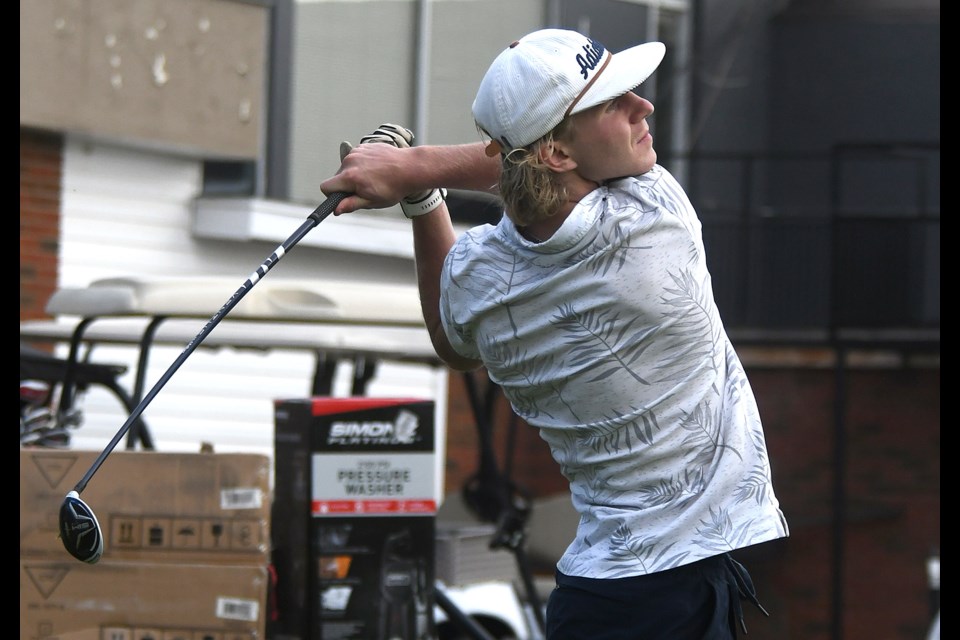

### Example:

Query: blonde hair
xmin=483 ymin=118 xmax=575 ymax=227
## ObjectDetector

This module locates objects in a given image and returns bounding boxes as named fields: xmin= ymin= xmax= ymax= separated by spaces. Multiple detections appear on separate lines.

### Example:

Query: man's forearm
xmin=411 ymin=204 xmax=482 ymax=372
xmin=323 ymin=140 xmax=500 ymax=215
xmin=406 ymin=142 xmax=500 ymax=195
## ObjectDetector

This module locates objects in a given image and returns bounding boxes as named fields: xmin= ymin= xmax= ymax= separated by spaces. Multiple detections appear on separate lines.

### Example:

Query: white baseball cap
xmin=472 ymin=29 xmax=666 ymax=157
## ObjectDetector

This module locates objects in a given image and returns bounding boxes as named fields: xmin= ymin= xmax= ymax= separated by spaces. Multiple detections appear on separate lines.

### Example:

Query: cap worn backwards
xmin=472 ymin=29 xmax=666 ymax=157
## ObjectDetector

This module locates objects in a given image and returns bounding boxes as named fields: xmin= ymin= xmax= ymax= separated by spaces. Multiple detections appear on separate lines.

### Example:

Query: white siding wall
xmin=56 ymin=138 xmax=447 ymax=488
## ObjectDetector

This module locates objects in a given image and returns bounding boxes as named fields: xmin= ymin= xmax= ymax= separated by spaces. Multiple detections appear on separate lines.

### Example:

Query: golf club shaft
xmin=71 ymin=192 xmax=348 ymax=494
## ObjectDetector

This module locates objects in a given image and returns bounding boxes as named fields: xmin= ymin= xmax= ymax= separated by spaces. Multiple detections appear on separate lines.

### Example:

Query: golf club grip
xmin=310 ymin=191 xmax=348 ymax=224
xmin=70 ymin=190 xmax=352 ymax=494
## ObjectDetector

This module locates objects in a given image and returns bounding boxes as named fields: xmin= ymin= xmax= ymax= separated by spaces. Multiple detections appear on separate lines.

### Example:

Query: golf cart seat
xmin=19 ymin=342 xmax=153 ymax=449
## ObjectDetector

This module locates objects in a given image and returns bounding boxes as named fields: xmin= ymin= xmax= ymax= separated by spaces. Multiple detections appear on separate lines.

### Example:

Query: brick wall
xmin=747 ymin=365 xmax=940 ymax=640
xmin=20 ymin=129 xmax=62 ymax=322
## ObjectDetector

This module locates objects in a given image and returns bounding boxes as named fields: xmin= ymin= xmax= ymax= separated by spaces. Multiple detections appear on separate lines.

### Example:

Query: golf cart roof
xmin=21 ymin=276 xmax=440 ymax=365
xmin=44 ymin=275 xmax=427 ymax=326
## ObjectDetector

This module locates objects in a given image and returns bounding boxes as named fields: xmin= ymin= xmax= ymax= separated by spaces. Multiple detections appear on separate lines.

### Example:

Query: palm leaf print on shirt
xmin=656 ymin=267 xmax=721 ymax=383
xmin=584 ymin=207 xmax=657 ymax=277
xmin=637 ymin=466 xmax=706 ymax=508
xmin=479 ymin=335 xmax=562 ymax=422
xmin=735 ymin=465 xmax=774 ymax=505
xmin=549 ymin=303 xmax=662 ymax=451
xmin=696 ymin=506 xmax=757 ymax=554
xmin=579 ymin=408 xmax=661 ymax=453
xmin=446 ymin=236 xmax=540 ymax=339
xmin=607 ymin=523 xmax=691 ymax=575
xmin=680 ymin=402 xmax=743 ymax=468
xmin=550 ymin=303 xmax=655 ymax=385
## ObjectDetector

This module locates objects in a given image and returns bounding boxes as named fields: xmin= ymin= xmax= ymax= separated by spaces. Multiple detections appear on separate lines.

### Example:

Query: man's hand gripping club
xmin=333 ymin=124 xmax=445 ymax=218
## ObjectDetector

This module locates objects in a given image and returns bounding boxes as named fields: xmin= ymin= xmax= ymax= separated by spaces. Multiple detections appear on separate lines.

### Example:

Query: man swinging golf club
xmin=322 ymin=28 xmax=789 ymax=639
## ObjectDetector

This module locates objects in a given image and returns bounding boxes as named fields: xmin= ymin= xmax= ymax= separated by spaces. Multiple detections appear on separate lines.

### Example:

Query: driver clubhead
xmin=59 ymin=490 xmax=104 ymax=564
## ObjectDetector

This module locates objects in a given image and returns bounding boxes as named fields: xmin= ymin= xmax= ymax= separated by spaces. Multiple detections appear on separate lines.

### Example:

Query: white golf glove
xmin=340 ymin=124 xmax=446 ymax=218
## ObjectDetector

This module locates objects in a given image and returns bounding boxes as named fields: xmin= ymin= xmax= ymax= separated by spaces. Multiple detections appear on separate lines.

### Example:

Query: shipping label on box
xmin=20 ymin=559 xmax=266 ymax=640
xmin=20 ymin=449 xmax=270 ymax=564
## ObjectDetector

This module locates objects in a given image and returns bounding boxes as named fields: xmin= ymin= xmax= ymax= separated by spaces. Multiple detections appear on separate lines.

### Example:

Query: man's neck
xmin=519 ymin=171 xmax=598 ymax=243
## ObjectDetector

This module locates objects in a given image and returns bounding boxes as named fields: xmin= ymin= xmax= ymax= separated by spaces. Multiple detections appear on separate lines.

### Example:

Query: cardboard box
xmin=20 ymin=449 xmax=270 ymax=565
xmin=271 ymin=397 xmax=438 ymax=640
xmin=20 ymin=559 xmax=266 ymax=640
xmin=435 ymin=523 xmax=520 ymax=587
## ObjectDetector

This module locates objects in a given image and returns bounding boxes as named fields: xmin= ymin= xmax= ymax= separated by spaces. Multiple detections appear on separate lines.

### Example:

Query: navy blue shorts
xmin=544 ymin=553 xmax=766 ymax=640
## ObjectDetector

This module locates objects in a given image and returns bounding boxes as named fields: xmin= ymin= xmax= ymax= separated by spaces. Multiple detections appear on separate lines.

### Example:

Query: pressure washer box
xmin=20 ymin=558 xmax=266 ymax=640
xmin=19 ymin=448 xmax=271 ymax=565
xmin=271 ymin=397 xmax=438 ymax=640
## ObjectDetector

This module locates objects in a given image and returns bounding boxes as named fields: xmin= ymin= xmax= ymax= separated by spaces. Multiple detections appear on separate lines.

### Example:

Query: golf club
xmin=59 ymin=190 xmax=348 ymax=563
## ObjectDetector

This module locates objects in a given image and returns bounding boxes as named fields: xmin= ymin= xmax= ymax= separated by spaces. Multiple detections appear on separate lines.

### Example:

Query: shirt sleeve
xmin=438 ymin=248 xmax=481 ymax=361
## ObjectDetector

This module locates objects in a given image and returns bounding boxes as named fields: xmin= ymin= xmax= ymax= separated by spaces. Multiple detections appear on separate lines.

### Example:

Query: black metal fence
xmin=683 ymin=142 xmax=939 ymax=349
xmin=446 ymin=142 xmax=940 ymax=352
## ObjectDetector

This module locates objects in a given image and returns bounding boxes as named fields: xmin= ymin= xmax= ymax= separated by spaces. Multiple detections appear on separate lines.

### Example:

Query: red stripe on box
xmin=312 ymin=500 xmax=437 ymax=515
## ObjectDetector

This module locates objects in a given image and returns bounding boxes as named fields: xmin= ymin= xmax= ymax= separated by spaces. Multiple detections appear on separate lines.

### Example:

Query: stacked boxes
xmin=20 ymin=448 xmax=272 ymax=640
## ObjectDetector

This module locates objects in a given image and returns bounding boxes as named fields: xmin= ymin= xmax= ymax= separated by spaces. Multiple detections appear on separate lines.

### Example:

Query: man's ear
xmin=538 ymin=140 xmax=577 ymax=173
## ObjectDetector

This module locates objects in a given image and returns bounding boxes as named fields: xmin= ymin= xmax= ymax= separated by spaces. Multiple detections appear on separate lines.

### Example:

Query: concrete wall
xmin=20 ymin=0 xmax=268 ymax=160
